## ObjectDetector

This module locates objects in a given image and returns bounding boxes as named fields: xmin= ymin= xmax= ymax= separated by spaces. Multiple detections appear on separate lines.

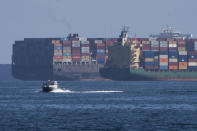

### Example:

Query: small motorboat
xmin=42 ymin=80 xmax=58 ymax=92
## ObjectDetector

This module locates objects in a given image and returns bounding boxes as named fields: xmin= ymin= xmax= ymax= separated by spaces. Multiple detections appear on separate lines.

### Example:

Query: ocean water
xmin=0 ymin=80 xmax=197 ymax=130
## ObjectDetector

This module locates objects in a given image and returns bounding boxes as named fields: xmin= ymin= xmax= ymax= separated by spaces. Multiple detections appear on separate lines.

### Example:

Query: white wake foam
xmin=83 ymin=90 xmax=123 ymax=93
xmin=50 ymin=88 xmax=72 ymax=93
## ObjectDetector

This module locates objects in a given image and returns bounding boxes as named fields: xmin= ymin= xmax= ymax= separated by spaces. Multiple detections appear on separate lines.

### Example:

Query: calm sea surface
xmin=0 ymin=80 xmax=197 ymax=130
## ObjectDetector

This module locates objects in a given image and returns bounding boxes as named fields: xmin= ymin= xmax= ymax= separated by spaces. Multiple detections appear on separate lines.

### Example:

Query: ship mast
xmin=120 ymin=26 xmax=129 ymax=46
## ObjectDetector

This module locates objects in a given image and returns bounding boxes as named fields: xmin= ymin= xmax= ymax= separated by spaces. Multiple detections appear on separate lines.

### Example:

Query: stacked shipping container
xmin=62 ymin=40 xmax=72 ymax=63
xmin=95 ymin=40 xmax=105 ymax=64
xmin=81 ymin=40 xmax=90 ymax=63
xmin=141 ymin=39 xmax=197 ymax=70
xmin=178 ymin=40 xmax=187 ymax=69
xmin=72 ymin=40 xmax=81 ymax=62
xmin=52 ymin=40 xmax=62 ymax=63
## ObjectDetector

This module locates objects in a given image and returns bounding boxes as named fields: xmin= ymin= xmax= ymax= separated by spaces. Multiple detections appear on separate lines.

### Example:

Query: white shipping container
xmin=81 ymin=58 xmax=90 ymax=62
xmin=149 ymin=38 xmax=157 ymax=41
xmin=169 ymin=44 xmax=177 ymax=47
xmin=151 ymin=41 xmax=159 ymax=47
xmin=54 ymin=53 xmax=62 ymax=56
xmin=79 ymin=37 xmax=87 ymax=41
xmin=95 ymin=40 xmax=103 ymax=43
xmin=160 ymin=43 xmax=168 ymax=47
xmin=160 ymin=62 xmax=168 ymax=66
xmin=188 ymin=62 xmax=197 ymax=66
xmin=81 ymin=47 xmax=90 ymax=53
xmin=194 ymin=41 xmax=197 ymax=45
xmin=160 ymin=41 xmax=168 ymax=44
xmin=151 ymin=41 xmax=159 ymax=44
xmin=154 ymin=56 xmax=159 ymax=59
xmin=179 ymin=51 xmax=187 ymax=55
xmin=160 ymin=55 xmax=168 ymax=58
xmin=169 ymin=58 xmax=178 ymax=62
xmin=62 ymin=59 xmax=72 ymax=62
xmin=72 ymin=40 xmax=80 ymax=47
xmin=72 ymin=40 xmax=80 ymax=44
xmin=81 ymin=41 xmax=90 ymax=44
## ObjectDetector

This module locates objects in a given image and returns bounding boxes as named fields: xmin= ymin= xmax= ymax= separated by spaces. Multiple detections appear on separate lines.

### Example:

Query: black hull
xmin=42 ymin=87 xmax=55 ymax=92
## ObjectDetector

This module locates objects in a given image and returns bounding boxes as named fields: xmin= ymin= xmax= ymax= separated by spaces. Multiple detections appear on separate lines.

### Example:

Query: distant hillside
xmin=0 ymin=64 xmax=16 ymax=81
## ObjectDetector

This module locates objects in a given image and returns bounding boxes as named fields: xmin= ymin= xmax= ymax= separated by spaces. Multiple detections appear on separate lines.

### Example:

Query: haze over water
xmin=1 ymin=80 xmax=197 ymax=130
xmin=1 ymin=0 xmax=197 ymax=64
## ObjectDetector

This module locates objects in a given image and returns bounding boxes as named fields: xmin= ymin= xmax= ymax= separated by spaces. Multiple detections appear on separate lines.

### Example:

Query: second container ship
xmin=12 ymin=27 xmax=197 ymax=81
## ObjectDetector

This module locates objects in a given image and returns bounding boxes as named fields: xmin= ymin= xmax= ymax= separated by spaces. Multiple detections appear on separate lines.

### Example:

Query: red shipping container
xmin=97 ymin=55 xmax=105 ymax=59
xmin=142 ymin=47 xmax=151 ymax=51
xmin=54 ymin=43 xmax=62 ymax=46
xmin=97 ymin=43 xmax=105 ymax=47
xmin=160 ymin=47 xmax=168 ymax=51
xmin=188 ymin=51 xmax=197 ymax=55
xmin=72 ymin=53 xmax=80 ymax=56
xmin=154 ymin=66 xmax=159 ymax=69
xmin=106 ymin=40 xmax=114 ymax=46
xmin=151 ymin=47 xmax=159 ymax=50
xmin=169 ymin=62 xmax=178 ymax=66
xmin=189 ymin=59 xmax=197 ymax=62
xmin=81 ymin=44 xmax=89 ymax=47
xmin=63 ymin=43 xmax=71 ymax=47
xmin=169 ymin=47 xmax=177 ymax=50
xmin=97 ymin=46 xmax=105 ymax=50
xmin=81 ymin=53 xmax=90 ymax=56
xmin=63 ymin=41 xmax=71 ymax=44
xmin=145 ymin=66 xmax=154 ymax=70
xmin=53 ymin=56 xmax=62 ymax=59
xmin=178 ymin=40 xmax=186 ymax=45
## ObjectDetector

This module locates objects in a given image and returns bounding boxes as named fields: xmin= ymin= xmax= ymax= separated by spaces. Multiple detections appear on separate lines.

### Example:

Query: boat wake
xmin=50 ymin=88 xmax=72 ymax=93
xmin=82 ymin=90 xmax=123 ymax=93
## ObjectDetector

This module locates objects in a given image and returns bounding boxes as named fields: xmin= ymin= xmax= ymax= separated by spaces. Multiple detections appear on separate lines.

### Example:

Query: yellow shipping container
xmin=63 ymin=56 xmax=71 ymax=59
xmin=145 ymin=58 xmax=154 ymax=62
xmin=179 ymin=66 xmax=187 ymax=70
xmin=178 ymin=47 xmax=186 ymax=51
xmin=169 ymin=41 xmax=177 ymax=44
xmin=63 ymin=50 xmax=71 ymax=53
xmin=142 ymin=41 xmax=150 ymax=44
xmin=81 ymin=56 xmax=90 ymax=59
xmin=54 ymin=50 xmax=62 ymax=53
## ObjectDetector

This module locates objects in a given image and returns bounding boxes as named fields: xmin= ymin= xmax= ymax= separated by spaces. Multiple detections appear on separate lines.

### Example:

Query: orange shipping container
xmin=169 ymin=66 xmax=178 ymax=70
xmin=179 ymin=62 xmax=187 ymax=66
xmin=179 ymin=62 xmax=187 ymax=69
xmin=160 ymin=58 xmax=168 ymax=62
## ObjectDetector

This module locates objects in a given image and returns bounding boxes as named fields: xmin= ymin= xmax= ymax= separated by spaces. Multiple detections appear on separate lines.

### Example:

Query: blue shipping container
xmin=63 ymin=53 xmax=71 ymax=56
xmin=160 ymin=66 xmax=168 ymax=70
xmin=145 ymin=62 xmax=154 ymax=66
xmin=188 ymin=55 xmax=197 ymax=59
xmin=97 ymin=58 xmax=105 ymax=63
xmin=169 ymin=51 xmax=178 ymax=58
xmin=159 ymin=51 xmax=168 ymax=55
xmin=54 ymin=46 xmax=62 ymax=50
xmin=97 ymin=50 xmax=105 ymax=53
xmin=63 ymin=47 xmax=71 ymax=50
xmin=188 ymin=66 xmax=197 ymax=70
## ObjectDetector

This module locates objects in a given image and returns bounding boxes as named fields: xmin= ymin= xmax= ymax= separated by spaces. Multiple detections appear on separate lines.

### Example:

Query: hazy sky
xmin=1 ymin=0 xmax=197 ymax=64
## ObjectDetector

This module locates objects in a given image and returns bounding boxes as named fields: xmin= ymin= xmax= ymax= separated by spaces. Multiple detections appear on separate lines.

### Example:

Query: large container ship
xmin=12 ymin=27 xmax=197 ymax=81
